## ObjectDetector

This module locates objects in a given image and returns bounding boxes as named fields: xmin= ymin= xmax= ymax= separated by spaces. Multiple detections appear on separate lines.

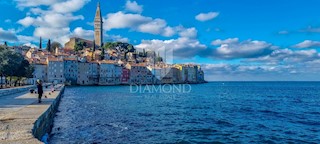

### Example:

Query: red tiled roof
xmin=64 ymin=57 xmax=77 ymax=61
xmin=47 ymin=57 xmax=63 ymax=62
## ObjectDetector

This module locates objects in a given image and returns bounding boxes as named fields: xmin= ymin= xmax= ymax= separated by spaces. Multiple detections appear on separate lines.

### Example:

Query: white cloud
xmin=204 ymin=48 xmax=320 ymax=81
xmin=72 ymin=27 xmax=94 ymax=40
xmin=104 ymin=11 xmax=150 ymax=30
xmin=34 ymin=27 xmax=70 ymax=44
xmin=15 ymin=0 xmax=90 ymax=44
xmin=104 ymin=11 xmax=199 ymax=38
xmin=137 ymin=19 xmax=167 ymax=35
xmin=162 ymin=27 xmax=175 ymax=37
xmin=195 ymin=12 xmax=219 ymax=22
xmin=51 ymin=0 xmax=90 ymax=13
xmin=14 ymin=0 xmax=61 ymax=8
xmin=4 ymin=19 xmax=11 ymax=23
xmin=18 ymin=16 xmax=34 ymax=27
xmin=278 ymin=30 xmax=289 ymax=35
xmin=293 ymin=40 xmax=320 ymax=48
xmin=104 ymin=11 xmax=178 ymax=37
xmin=211 ymin=38 xmax=239 ymax=46
xmin=202 ymin=61 xmax=320 ymax=81
xmin=300 ymin=26 xmax=320 ymax=33
xmin=17 ymin=35 xmax=39 ymax=44
xmin=135 ymin=37 xmax=206 ymax=58
xmin=206 ymin=39 xmax=276 ymax=59
xmin=30 ymin=7 xmax=45 ymax=15
xmin=0 ymin=28 xmax=18 ymax=42
xmin=106 ymin=35 xmax=129 ymax=43
xmin=246 ymin=48 xmax=320 ymax=64
xmin=23 ymin=42 xmax=38 ymax=48
xmin=178 ymin=27 xmax=197 ymax=38
xmin=71 ymin=27 xmax=129 ymax=43
xmin=18 ymin=13 xmax=84 ymax=28
xmin=125 ymin=0 xmax=143 ymax=13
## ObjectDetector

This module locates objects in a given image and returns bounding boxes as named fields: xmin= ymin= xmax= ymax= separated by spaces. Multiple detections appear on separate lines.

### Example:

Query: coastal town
xmin=0 ymin=2 xmax=205 ymax=86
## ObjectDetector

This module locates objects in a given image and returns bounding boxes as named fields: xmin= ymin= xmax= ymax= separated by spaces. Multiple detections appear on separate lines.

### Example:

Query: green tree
xmin=0 ymin=46 xmax=5 ymax=88
xmin=0 ymin=49 xmax=23 ymax=87
xmin=92 ymin=40 xmax=96 ymax=61
xmin=103 ymin=42 xmax=114 ymax=50
xmin=46 ymin=39 xmax=51 ymax=52
xmin=15 ymin=60 xmax=34 ymax=86
xmin=39 ymin=37 xmax=42 ymax=49
xmin=100 ymin=49 xmax=105 ymax=60
xmin=0 ymin=48 xmax=34 ymax=87
xmin=74 ymin=41 xmax=85 ymax=51
xmin=143 ymin=49 xmax=146 ymax=57
xmin=100 ymin=42 xmax=105 ymax=60
xmin=51 ymin=41 xmax=62 ymax=53
xmin=127 ymin=44 xmax=134 ymax=52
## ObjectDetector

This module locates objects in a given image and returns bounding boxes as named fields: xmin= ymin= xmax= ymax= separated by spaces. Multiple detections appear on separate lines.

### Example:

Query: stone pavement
xmin=0 ymin=84 xmax=64 ymax=144
xmin=0 ymin=85 xmax=36 ymax=98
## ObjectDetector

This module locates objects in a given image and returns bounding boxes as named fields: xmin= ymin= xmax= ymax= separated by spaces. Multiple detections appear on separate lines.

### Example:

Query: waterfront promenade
xmin=0 ymin=84 xmax=64 ymax=143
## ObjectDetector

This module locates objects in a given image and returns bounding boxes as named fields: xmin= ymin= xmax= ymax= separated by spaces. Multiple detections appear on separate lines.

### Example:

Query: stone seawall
xmin=32 ymin=86 xmax=65 ymax=142
xmin=0 ymin=85 xmax=35 ymax=97
xmin=0 ymin=84 xmax=65 ymax=143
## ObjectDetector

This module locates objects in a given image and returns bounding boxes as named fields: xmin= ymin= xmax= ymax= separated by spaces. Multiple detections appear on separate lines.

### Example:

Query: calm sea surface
xmin=49 ymin=82 xmax=320 ymax=143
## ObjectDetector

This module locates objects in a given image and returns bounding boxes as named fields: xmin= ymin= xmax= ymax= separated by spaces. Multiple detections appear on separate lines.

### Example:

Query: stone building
xmin=121 ymin=68 xmax=130 ymax=84
xmin=64 ymin=57 xmax=78 ymax=84
xmin=128 ymin=63 xmax=154 ymax=84
xmin=77 ymin=61 xmax=99 ymax=85
xmin=47 ymin=58 xmax=65 ymax=84
xmin=64 ymin=37 xmax=93 ymax=50
xmin=98 ymin=60 xmax=122 ymax=85
xmin=94 ymin=2 xmax=103 ymax=47
xmin=32 ymin=62 xmax=47 ymax=84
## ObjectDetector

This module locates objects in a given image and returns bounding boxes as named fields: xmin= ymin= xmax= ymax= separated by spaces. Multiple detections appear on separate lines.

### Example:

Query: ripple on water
xmin=49 ymin=83 xmax=320 ymax=143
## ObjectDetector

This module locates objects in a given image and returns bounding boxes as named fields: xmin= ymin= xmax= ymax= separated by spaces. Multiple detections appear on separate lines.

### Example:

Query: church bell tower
xmin=94 ymin=2 xmax=103 ymax=47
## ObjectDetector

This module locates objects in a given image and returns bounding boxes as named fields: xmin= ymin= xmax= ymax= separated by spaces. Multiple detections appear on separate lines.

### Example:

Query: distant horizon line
xmin=207 ymin=81 xmax=320 ymax=82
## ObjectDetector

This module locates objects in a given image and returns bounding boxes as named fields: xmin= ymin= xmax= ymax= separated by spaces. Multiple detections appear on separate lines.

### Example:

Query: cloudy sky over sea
xmin=1 ymin=0 xmax=320 ymax=81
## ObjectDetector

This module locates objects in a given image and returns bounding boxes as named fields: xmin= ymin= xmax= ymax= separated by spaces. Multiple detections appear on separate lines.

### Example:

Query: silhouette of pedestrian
xmin=36 ymin=79 xmax=43 ymax=103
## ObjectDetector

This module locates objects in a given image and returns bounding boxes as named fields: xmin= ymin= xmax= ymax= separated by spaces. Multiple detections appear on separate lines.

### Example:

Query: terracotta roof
xmin=47 ymin=57 xmax=63 ymax=62
xmin=130 ymin=63 xmax=147 ymax=67
xmin=42 ymin=51 xmax=51 ymax=55
xmin=64 ymin=57 xmax=77 ymax=61
xmin=88 ymin=60 xmax=100 ymax=64
xmin=34 ymin=61 xmax=47 ymax=65
xmin=62 ymin=49 xmax=75 ymax=53
xmin=99 ymin=60 xmax=116 ymax=64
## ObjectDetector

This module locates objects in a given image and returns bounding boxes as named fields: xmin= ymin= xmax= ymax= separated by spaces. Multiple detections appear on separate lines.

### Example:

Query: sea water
xmin=49 ymin=82 xmax=320 ymax=143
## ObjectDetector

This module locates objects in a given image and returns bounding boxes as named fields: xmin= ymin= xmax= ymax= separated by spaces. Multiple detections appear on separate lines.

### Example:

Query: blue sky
xmin=1 ymin=0 xmax=320 ymax=81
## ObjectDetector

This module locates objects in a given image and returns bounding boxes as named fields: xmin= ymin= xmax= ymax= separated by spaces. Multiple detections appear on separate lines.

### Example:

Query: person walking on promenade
xmin=36 ymin=79 xmax=43 ymax=103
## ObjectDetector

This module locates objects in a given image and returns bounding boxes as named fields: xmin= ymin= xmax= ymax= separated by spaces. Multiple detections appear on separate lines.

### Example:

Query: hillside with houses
xmin=9 ymin=38 xmax=205 ymax=85
xmin=0 ymin=2 xmax=205 ymax=86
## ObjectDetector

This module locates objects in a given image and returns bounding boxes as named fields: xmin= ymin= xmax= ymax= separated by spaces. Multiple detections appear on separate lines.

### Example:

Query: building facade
xmin=64 ymin=58 xmax=78 ymax=84
xmin=47 ymin=58 xmax=65 ymax=84
xmin=99 ymin=61 xmax=116 ymax=85
xmin=121 ymin=68 xmax=130 ymax=84
xmin=129 ymin=64 xmax=154 ymax=84
xmin=32 ymin=63 xmax=47 ymax=84
xmin=78 ymin=62 xmax=99 ymax=85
